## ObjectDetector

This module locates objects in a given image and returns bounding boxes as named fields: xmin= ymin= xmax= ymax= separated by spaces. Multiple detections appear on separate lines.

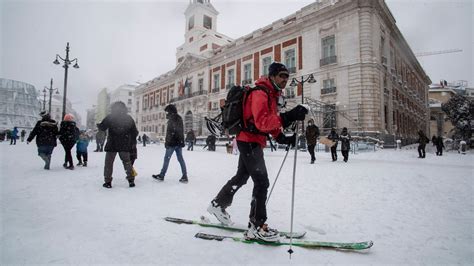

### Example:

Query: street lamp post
xmin=53 ymin=42 xmax=79 ymax=121
xmin=40 ymin=89 xmax=47 ymax=111
xmin=289 ymin=73 xmax=317 ymax=132
xmin=44 ymin=78 xmax=59 ymax=115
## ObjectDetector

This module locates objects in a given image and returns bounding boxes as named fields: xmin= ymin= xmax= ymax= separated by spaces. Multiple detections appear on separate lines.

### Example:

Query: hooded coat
xmin=236 ymin=77 xmax=283 ymax=148
xmin=27 ymin=116 xmax=59 ymax=147
xmin=165 ymin=111 xmax=185 ymax=148
xmin=340 ymin=128 xmax=351 ymax=151
xmin=58 ymin=121 xmax=80 ymax=146
xmin=98 ymin=102 xmax=138 ymax=152
xmin=305 ymin=122 xmax=320 ymax=145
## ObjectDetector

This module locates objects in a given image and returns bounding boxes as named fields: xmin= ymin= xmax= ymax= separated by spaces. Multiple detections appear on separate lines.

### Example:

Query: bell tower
xmin=177 ymin=0 xmax=233 ymax=64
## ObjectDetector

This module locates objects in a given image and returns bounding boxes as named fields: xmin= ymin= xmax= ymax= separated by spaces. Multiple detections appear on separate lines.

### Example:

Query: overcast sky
xmin=1 ymin=0 xmax=472 ymax=124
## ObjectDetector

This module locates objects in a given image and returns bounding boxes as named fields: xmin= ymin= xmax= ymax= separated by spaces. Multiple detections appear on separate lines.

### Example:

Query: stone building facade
xmin=135 ymin=0 xmax=431 ymax=144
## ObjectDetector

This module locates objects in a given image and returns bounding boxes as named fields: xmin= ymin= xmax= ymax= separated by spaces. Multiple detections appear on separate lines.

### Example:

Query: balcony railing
xmin=320 ymin=55 xmax=337 ymax=66
xmin=211 ymin=87 xmax=220 ymax=93
xmin=287 ymin=67 xmax=296 ymax=74
xmin=225 ymin=84 xmax=235 ymax=90
xmin=321 ymin=86 xmax=337 ymax=95
xmin=191 ymin=90 xmax=207 ymax=97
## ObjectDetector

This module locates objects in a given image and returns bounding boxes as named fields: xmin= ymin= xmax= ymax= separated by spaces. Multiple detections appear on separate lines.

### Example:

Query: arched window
xmin=184 ymin=110 xmax=193 ymax=133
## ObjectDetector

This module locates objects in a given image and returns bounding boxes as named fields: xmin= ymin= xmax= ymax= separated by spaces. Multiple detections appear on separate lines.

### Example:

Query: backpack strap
xmin=241 ymin=85 xmax=273 ymax=136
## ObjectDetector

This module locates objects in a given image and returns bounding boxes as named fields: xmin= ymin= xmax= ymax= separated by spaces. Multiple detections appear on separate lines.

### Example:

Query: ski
xmin=164 ymin=216 xmax=306 ymax=239
xmin=195 ymin=232 xmax=373 ymax=250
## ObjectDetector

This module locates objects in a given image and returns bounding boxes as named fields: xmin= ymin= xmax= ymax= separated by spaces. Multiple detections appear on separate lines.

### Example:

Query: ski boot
xmin=207 ymin=200 xmax=232 ymax=225
xmin=244 ymin=222 xmax=279 ymax=242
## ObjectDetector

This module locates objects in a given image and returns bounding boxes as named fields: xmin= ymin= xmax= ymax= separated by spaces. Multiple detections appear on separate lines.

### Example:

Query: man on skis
xmin=207 ymin=62 xmax=308 ymax=242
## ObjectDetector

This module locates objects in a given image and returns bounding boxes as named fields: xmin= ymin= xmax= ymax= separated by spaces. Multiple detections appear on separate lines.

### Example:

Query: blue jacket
xmin=76 ymin=138 xmax=89 ymax=153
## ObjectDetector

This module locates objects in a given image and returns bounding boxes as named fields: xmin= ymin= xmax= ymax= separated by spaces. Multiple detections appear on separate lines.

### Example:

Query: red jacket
xmin=236 ymin=77 xmax=283 ymax=147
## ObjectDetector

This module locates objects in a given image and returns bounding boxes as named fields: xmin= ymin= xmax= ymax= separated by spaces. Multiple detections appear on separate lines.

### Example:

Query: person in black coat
xmin=339 ymin=127 xmax=351 ymax=162
xmin=27 ymin=111 xmax=59 ymax=169
xmin=417 ymin=130 xmax=429 ymax=158
xmin=152 ymin=104 xmax=188 ymax=183
xmin=327 ymin=128 xmax=339 ymax=161
xmin=98 ymin=101 xmax=139 ymax=188
xmin=435 ymin=135 xmax=445 ymax=156
xmin=58 ymin=113 xmax=80 ymax=169
xmin=305 ymin=119 xmax=320 ymax=164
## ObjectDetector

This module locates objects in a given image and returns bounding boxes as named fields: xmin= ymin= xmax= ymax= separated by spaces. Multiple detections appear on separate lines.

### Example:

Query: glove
xmin=275 ymin=133 xmax=296 ymax=147
xmin=280 ymin=105 xmax=308 ymax=128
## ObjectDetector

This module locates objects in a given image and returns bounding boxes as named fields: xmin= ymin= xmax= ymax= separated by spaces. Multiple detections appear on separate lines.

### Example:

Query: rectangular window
xmin=321 ymin=78 xmax=336 ymax=94
xmin=284 ymin=49 xmax=296 ymax=73
xmin=213 ymin=74 xmax=220 ymax=92
xmin=262 ymin=56 xmax=272 ymax=76
xmin=128 ymin=99 xmax=132 ymax=104
xmin=323 ymin=104 xmax=337 ymax=129
xmin=198 ymin=78 xmax=204 ymax=92
xmin=243 ymin=63 xmax=252 ymax=85
xmin=321 ymin=35 xmax=336 ymax=66
xmin=227 ymin=69 xmax=235 ymax=89
xmin=285 ymin=87 xmax=295 ymax=98
xmin=203 ymin=15 xmax=212 ymax=29
xmin=128 ymin=92 xmax=132 ymax=96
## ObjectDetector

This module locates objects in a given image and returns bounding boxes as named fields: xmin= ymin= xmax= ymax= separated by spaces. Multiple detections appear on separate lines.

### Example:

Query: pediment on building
xmin=173 ymin=53 xmax=207 ymax=76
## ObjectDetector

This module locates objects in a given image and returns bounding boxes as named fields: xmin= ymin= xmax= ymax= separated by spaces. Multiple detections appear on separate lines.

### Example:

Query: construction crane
xmin=415 ymin=49 xmax=462 ymax=57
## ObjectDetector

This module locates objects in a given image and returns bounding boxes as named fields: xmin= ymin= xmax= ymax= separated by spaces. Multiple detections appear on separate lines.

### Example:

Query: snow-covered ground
xmin=1 ymin=141 xmax=473 ymax=265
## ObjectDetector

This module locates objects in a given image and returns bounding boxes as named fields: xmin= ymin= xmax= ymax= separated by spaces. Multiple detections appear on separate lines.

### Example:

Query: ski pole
xmin=266 ymin=145 xmax=290 ymax=206
xmin=267 ymin=122 xmax=297 ymax=206
xmin=288 ymin=122 xmax=299 ymax=258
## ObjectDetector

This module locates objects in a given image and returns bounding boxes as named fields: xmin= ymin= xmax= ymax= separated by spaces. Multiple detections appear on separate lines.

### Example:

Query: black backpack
xmin=221 ymin=85 xmax=270 ymax=135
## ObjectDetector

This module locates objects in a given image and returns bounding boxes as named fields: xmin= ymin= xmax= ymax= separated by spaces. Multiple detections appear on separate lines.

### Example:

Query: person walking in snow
xmin=185 ymin=129 xmax=196 ymax=151
xmin=20 ymin=129 xmax=26 ymax=142
xmin=207 ymin=62 xmax=308 ymax=242
xmin=327 ymin=127 xmax=339 ymax=161
xmin=305 ymin=119 xmax=319 ymax=164
xmin=417 ymin=130 xmax=429 ymax=158
xmin=95 ymin=128 xmax=106 ymax=152
xmin=98 ymin=101 xmax=139 ymax=188
xmin=76 ymin=131 xmax=89 ymax=166
xmin=10 ymin=127 xmax=18 ymax=145
xmin=339 ymin=127 xmax=351 ymax=162
xmin=435 ymin=135 xmax=445 ymax=156
xmin=27 ymin=111 xmax=59 ymax=170
xmin=142 ymin=133 xmax=148 ymax=147
xmin=58 ymin=114 xmax=80 ymax=170
xmin=152 ymin=104 xmax=188 ymax=183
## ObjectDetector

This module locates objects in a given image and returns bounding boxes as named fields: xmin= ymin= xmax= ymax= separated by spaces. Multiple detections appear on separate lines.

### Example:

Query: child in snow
xmin=76 ymin=131 xmax=89 ymax=166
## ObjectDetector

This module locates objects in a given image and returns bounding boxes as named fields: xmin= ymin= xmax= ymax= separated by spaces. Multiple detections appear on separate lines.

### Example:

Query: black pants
xmin=104 ymin=151 xmax=133 ymax=183
xmin=436 ymin=146 xmax=443 ymax=156
xmin=341 ymin=150 xmax=349 ymax=162
xmin=307 ymin=144 xmax=316 ymax=162
xmin=76 ymin=151 xmax=88 ymax=163
xmin=330 ymin=146 xmax=338 ymax=161
xmin=213 ymin=141 xmax=269 ymax=227
xmin=418 ymin=144 xmax=426 ymax=158
xmin=62 ymin=143 xmax=75 ymax=167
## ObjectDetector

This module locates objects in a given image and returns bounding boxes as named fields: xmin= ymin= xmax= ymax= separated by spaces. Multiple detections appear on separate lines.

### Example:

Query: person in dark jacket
xmin=10 ymin=127 xmax=18 ymax=145
xmin=327 ymin=128 xmax=339 ymax=161
xmin=20 ymin=129 xmax=26 ymax=142
xmin=305 ymin=119 xmax=320 ymax=164
xmin=98 ymin=101 xmax=139 ymax=188
xmin=431 ymin=135 xmax=437 ymax=147
xmin=417 ymin=130 xmax=429 ymax=158
xmin=76 ymin=131 xmax=89 ymax=166
xmin=185 ymin=129 xmax=196 ymax=151
xmin=339 ymin=127 xmax=351 ymax=162
xmin=205 ymin=134 xmax=216 ymax=151
xmin=152 ymin=104 xmax=188 ymax=183
xmin=435 ymin=135 xmax=445 ymax=156
xmin=95 ymin=128 xmax=106 ymax=152
xmin=207 ymin=62 xmax=307 ymax=242
xmin=58 ymin=114 xmax=80 ymax=170
xmin=142 ymin=133 xmax=148 ymax=147
xmin=27 ymin=111 xmax=59 ymax=169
